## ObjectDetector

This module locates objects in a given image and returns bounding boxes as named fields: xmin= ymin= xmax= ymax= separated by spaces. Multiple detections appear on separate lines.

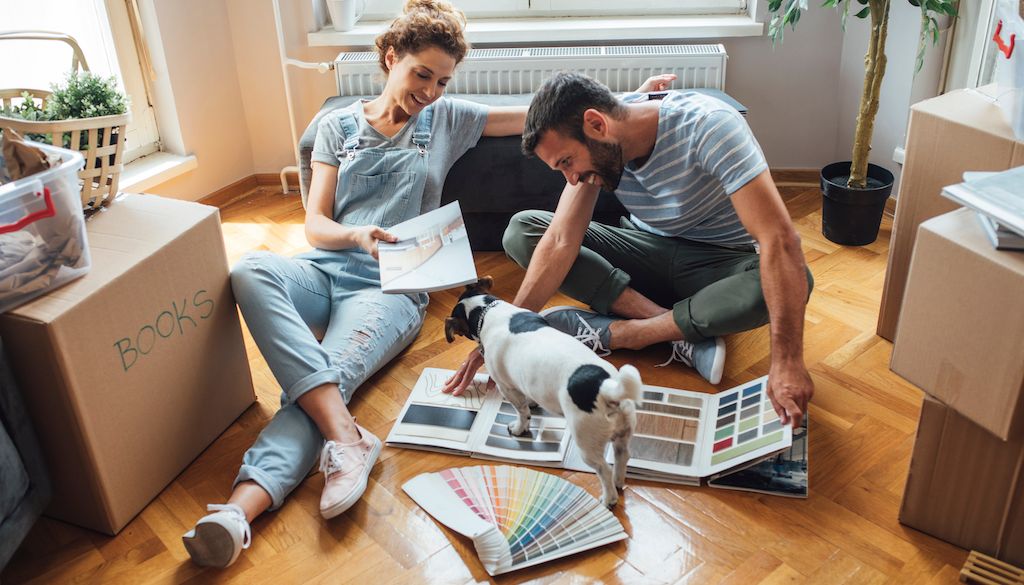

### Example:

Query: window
xmin=0 ymin=0 xmax=160 ymax=163
xmin=361 ymin=0 xmax=746 ymax=21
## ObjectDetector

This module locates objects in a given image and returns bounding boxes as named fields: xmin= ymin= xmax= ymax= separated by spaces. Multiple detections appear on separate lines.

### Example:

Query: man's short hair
xmin=521 ymin=72 xmax=624 ymax=157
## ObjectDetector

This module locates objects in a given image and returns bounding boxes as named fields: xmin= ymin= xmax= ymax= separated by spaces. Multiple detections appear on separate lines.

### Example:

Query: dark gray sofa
xmin=0 ymin=337 xmax=51 ymax=571
xmin=298 ymin=90 xmax=746 ymax=251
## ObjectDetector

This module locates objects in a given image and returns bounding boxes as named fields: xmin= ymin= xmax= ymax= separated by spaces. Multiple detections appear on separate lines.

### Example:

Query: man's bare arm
xmin=730 ymin=170 xmax=813 ymax=427
xmin=512 ymin=181 xmax=601 ymax=311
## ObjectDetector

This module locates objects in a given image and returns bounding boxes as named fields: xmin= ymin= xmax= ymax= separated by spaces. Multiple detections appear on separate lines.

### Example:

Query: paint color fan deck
xmin=403 ymin=465 xmax=628 ymax=575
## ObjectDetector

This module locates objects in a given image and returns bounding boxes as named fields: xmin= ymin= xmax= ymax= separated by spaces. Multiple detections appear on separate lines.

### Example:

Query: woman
xmin=180 ymin=2 xmax=522 ymax=568
xmin=182 ymin=0 xmax=672 ymax=568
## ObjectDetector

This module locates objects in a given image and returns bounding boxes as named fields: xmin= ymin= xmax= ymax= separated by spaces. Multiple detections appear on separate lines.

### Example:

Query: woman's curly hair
xmin=375 ymin=0 xmax=470 ymax=75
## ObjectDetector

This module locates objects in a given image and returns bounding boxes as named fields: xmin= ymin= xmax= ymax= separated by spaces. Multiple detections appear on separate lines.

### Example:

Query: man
xmin=445 ymin=72 xmax=814 ymax=427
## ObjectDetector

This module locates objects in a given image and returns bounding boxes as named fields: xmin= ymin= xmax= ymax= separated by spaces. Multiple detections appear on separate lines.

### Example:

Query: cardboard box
xmin=901 ymin=396 xmax=1024 ymax=565
xmin=877 ymin=85 xmax=1024 ymax=341
xmin=0 ymin=194 xmax=255 ymax=534
xmin=891 ymin=208 xmax=1024 ymax=440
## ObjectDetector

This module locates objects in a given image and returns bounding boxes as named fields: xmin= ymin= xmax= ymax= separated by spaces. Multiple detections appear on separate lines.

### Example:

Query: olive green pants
xmin=501 ymin=210 xmax=813 ymax=343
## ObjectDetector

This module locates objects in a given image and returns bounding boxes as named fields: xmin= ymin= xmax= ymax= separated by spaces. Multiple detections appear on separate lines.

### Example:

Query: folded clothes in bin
xmin=0 ymin=139 xmax=89 ymax=313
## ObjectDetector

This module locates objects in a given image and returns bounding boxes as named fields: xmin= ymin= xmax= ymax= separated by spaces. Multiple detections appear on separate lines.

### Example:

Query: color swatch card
xmin=627 ymin=376 xmax=792 ymax=480
xmin=708 ymin=414 xmax=808 ymax=498
xmin=389 ymin=369 xmax=795 ymax=493
xmin=403 ymin=465 xmax=627 ymax=575
xmin=386 ymin=368 xmax=570 ymax=465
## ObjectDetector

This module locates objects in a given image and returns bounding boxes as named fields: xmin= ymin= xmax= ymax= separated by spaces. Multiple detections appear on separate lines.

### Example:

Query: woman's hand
xmin=352 ymin=225 xmax=398 ymax=259
xmin=635 ymin=73 xmax=677 ymax=93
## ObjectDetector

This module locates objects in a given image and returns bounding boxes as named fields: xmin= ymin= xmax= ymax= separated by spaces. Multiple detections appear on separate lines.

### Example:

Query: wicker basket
xmin=0 ymin=31 xmax=131 ymax=213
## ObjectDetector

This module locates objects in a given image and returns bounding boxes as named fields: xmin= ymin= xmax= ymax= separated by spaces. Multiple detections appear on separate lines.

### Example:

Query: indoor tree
xmin=767 ymin=0 xmax=958 ymax=189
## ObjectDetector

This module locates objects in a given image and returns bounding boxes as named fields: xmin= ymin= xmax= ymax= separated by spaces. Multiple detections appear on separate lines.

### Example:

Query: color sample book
xmin=389 ymin=369 xmax=794 ymax=492
xmin=621 ymin=376 xmax=792 ymax=482
xmin=403 ymin=465 xmax=627 ymax=575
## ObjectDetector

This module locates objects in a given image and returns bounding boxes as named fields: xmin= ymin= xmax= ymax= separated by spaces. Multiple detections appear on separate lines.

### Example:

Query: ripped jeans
xmin=229 ymin=250 xmax=426 ymax=509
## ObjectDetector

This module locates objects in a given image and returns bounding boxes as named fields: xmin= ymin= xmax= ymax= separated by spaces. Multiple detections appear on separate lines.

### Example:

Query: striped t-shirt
xmin=614 ymin=91 xmax=768 ymax=247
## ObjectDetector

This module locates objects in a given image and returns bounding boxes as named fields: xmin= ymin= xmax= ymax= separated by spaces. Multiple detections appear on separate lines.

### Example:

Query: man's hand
xmin=635 ymin=73 xmax=677 ymax=93
xmin=766 ymin=361 xmax=814 ymax=428
xmin=443 ymin=347 xmax=495 ymax=396
xmin=352 ymin=225 xmax=397 ymax=259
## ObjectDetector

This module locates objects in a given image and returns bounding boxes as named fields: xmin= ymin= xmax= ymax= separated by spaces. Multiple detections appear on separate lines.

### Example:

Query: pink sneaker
xmin=318 ymin=424 xmax=382 ymax=519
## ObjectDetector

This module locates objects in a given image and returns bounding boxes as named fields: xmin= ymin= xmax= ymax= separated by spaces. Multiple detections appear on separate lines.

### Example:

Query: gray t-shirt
xmin=311 ymin=97 xmax=490 ymax=213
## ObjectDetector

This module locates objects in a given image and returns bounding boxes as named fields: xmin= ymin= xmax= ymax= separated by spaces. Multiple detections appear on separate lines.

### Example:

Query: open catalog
xmin=377 ymin=201 xmax=477 ymax=294
xmin=387 ymin=368 xmax=806 ymax=496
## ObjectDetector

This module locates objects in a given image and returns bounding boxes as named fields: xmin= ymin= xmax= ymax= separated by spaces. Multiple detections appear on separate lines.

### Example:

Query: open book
xmin=377 ymin=201 xmax=477 ymax=294
xmin=387 ymin=368 xmax=796 ymax=492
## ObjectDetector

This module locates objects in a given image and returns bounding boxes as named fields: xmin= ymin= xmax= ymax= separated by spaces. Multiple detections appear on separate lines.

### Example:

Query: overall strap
xmin=338 ymin=111 xmax=360 ymax=159
xmin=411 ymin=105 xmax=434 ymax=153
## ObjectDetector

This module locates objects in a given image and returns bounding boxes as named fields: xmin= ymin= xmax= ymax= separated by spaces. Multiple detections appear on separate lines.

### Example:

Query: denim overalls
xmin=229 ymin=106 xmax=434 ymax=509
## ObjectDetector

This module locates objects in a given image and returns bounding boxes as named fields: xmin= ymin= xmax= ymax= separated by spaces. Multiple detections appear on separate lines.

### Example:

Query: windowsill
xmin=307 ymin=15 xmax=764 ymax=48
xmin=120 ymin=152 xmax=198 ymax=193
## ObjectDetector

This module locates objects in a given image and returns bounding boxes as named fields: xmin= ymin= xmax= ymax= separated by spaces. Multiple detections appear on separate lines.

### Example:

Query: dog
xmin=444 ymin=277 xmax=641 ymax=507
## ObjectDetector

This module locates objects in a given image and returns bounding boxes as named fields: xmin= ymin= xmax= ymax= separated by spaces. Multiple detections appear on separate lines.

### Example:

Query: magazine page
xmin=377 ymin=200 xmax=477 ymax=294
xmin=385 ymin=367 xmax=492 ymax=454
xmin=708 ymin=414 xmax=808 ymax=498
xmin=696 ymin=376 xmax=793 ymax=478
xmin=468 ymin=396 xmax=571 ymax=465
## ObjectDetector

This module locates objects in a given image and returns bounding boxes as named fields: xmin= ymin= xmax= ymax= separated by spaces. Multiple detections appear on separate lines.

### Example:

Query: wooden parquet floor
xmin=2 ymin=185 xmax=969 ymax=584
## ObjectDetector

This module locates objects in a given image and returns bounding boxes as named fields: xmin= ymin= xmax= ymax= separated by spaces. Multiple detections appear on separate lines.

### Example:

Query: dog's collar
xmin=474 ymin=298 xmax=501 ymax=355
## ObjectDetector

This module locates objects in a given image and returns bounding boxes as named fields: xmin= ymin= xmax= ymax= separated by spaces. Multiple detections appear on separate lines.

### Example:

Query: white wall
xmin=723 ymin=7 xmax=844 ymax=169
xmin=140 ymin=1 xmax=939 ymax=199
xmin=141 ymin=0 xmax=256 ymax=200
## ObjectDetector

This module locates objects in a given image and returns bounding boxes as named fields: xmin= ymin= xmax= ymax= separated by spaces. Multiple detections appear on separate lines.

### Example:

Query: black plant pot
xmin=820 ymin=161 xmax=894 ymax=246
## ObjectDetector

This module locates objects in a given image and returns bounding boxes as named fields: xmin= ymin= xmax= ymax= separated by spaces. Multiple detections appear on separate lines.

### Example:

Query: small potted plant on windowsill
xmin=767 ymin=0 xmax=958 ymax=245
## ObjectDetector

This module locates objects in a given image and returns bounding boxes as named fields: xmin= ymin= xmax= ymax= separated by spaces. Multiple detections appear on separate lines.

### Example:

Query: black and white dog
xmin=445 ymin=277 xmax=641 ymax=507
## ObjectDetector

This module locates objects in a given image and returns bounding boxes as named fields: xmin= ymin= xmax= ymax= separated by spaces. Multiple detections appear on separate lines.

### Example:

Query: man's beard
xmin=584 ymin=137 xmax=624 ymax=191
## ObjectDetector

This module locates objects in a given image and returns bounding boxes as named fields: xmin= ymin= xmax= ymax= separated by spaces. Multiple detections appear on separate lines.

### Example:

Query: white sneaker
xmin=656 ymin=337 xmax=726 ymax=385
xmin=182 ymin=503 xmax=251 ymax=568
xmin=539 ymin=306 xmax=619 ymax=356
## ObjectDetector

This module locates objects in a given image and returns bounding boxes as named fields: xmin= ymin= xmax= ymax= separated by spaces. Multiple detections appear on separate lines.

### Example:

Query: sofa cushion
xmin=0 ymin=337 xmax=51 ymax=570
xmin=0 ymin=424 xmax=29 ymax=527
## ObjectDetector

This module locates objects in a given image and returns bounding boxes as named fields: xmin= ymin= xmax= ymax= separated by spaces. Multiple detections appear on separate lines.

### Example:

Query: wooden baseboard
xmin=255 ymin=172 xmax=299 ymax=190
xmin=199 ymin=175 xmax=259 ymax=208
xmin=885 ymin=196 xmax=897 ymax=218
xmin=771 ymin=168 xmax=819 ymax=187
xmin=199 ymin=172 xmax=299 ymax=208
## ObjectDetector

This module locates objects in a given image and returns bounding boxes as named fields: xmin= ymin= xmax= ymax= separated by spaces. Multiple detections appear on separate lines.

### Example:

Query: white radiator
xmin=334 ymin=44 xmax=727 ymax=96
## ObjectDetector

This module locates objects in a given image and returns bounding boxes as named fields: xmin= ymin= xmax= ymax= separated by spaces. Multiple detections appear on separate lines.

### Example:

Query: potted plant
xmin=1 ymin=69 xmax=131 ymax=211
xmin=767 ymin=0 xmax=958 ymax=245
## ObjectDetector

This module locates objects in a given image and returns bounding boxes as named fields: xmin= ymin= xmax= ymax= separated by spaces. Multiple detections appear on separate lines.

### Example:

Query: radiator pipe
xmin=271 ymin=0 xmax=334 ymax=194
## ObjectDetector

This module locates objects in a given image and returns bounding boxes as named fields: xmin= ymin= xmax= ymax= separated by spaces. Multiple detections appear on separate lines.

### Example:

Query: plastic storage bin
xmin=0 ymin=141 xmax=89 ymax=313
xmin=994 ymin=0 xmax=1024 ymax=140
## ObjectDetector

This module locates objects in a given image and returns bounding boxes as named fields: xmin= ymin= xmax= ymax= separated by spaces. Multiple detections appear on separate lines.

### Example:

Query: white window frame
xmin=0 ymin=0 xmax=161 ymax=164
xmin=361 ymin=0 xmax=746 ymax=20
xmin=100 ymin=0 xmax=161 ymax=162
xmin=944 ymin=0 xmax=1000 ymax=90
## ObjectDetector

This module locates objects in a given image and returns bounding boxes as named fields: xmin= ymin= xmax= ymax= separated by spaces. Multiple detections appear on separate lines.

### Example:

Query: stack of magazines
xmin=941 ymin=167 xmax=1024 ymax=251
